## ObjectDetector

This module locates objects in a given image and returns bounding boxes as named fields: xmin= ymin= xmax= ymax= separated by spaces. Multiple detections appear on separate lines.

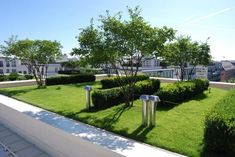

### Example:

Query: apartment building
xmin=0 ymin=55 xmax=28 ymax=74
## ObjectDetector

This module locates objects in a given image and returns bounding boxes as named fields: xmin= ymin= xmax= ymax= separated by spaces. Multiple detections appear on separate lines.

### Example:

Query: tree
xmin=162 ymin=36 xmax=211 ymax=81
xmin=72 ymin=7 xmax=175 ymax=105
xmin=0 ymin=36 xmax=62 ymax=88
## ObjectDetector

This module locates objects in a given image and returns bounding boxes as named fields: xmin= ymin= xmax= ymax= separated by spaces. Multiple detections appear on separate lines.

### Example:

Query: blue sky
xmin=0 ymin=0 xmax=234 ymax=60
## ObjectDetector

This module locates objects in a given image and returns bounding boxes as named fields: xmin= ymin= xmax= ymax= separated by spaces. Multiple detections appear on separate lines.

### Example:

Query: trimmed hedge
xmin=92 ymin=79 xmax=160 ymax=108
xmin=0 ymin=73 xmax=32 ymax=81
xmin=8 ymin=73 xmax=20 ymax=81
xmin=204 ymin=89 xmax=235 ymax=156
xmin=24 ymin=74 xmax=34 ymax=80
xmin=101 ymin=75 xmax=149 ymax=89
xmin=45 ymin=74 xmax=96 ymax=85
xmin=58 ymin=70 xmax=80 ymax=75
xmin=156 ymin=79 xmax=209 ymax=106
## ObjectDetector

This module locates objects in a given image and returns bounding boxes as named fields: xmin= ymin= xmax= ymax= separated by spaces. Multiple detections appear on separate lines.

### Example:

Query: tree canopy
xmin=71 ymin=6 xmax=175 ymax=105
xmin=162 ymin=36 xmax=211 ymax=81
xmin=0 ymin=37 xmax=62 ymax=87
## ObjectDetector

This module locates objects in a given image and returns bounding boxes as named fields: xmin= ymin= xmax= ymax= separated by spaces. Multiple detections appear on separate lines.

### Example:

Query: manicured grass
xmin=0 ymin=82 xmax=228 ymax=157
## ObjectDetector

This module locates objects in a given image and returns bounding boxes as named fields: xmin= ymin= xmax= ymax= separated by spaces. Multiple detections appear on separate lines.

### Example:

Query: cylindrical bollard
xmin=149 ymin=95 xmax=160 ymax=127
xmin=140 ymin=95 xmax=149 ymax=127
xmin=84 ymin=85 xmax=92 ymax=110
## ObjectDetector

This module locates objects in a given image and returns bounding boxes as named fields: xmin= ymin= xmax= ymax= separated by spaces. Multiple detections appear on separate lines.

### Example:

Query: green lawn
xmin=0 ymin=82 xmax=228 ymax=157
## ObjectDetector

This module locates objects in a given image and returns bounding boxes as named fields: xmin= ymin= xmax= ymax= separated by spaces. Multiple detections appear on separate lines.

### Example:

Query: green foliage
xmin=227 ymin=78 xmax=235 ymax=83
xmin=8 ymin=72 xmax=19 ymax=81
xmin=156 ymin=79 xmax=209 ymax=106
xmin=0 ymin=83 xmax=228 ymax=157
xmin=162 ymin=36 xmax=211 ymax=81
xmin=101 ymin=75 xmax=149 ymax=89
xmin=61 ymin=60 xmax=80 ymax=69
xmin=58 ymin=70 xmax=80 ymax=75
xmin=204 ymin=89 xmax=235 ymax=156
xmin=72 ymin=6 xmax=175 ymax=105
xmin=45 ymin=74 xmax=95 ymax=86
xmin=92 ymin=79 xmax=160 ymax=109
xmin=24 ymin=74 xmax=34 ymax=80
xmin=0 ymin=36 xmax=62 ymax=87
xmin=0 ymin=75 xmax=7 ymax=81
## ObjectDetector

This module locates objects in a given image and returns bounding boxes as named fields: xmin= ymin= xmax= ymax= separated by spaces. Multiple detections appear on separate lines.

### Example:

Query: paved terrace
xmin=0 ymin=94 xmax=185 ymax=157
xmin=0 ymin=123 xmax=50 ymax=157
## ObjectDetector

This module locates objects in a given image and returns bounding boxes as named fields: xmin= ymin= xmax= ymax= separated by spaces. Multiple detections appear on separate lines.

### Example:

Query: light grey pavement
xmin=0 ymin=123 xmax=51 ymax=157
xmin=0 ymin=94 xmax=186 ymax=157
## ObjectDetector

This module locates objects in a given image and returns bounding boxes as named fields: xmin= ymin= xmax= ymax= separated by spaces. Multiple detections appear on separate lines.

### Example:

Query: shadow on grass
xmin=24 ymin=110 xmax=134 ymax=151
xmin=129 ymin=126 xmax=154 ymax=141
xmin=157 ymin=92 xmax=209 ymax=111
xmin=0 ymin=88 xmax=39 ymax=97
xmin=66 ymin=81 xmax=101 ymax=88
xmin=200 ymin=144 xmax=232 ymax=157
xmin=79 ymin=105 xmax=131 ymax=130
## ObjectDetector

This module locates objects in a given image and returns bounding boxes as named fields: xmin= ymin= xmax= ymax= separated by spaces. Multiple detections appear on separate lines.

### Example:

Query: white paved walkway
xmin=0 ymin=94 xmax=185 ymax=157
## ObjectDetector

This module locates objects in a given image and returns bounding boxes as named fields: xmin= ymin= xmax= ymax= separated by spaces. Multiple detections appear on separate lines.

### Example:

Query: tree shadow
xmin=157 ymin=92 xmax=208 ymax=111
xmin=129 ymin=125 xmax=154 ymax=141
xmin=79 ymin=105 xmax=131 ymax=130
xmin=23 ymin=110 xmax=135 ymax=152
xmin=0 ymin=88 xmax=38 ymax=97
xmin=66 ymin=81 xmax=100 ymax=88
xmin=200 ymin=144 xmax=232 ymax=157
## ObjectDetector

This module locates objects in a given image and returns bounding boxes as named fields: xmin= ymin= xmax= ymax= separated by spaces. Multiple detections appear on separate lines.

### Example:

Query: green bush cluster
xmin=156 ymin=79 xmax=209 ymax=106
xmin=24 ymin=74 xmax=34 ymax=80
xmin=0 ymin=73 xmax=34 ymax=81
xmin=45 ymin=74 xmax=95 ymax=85
xmin=204 ymin=89 xmax=235 ymax=156
xmin=92 ymin=79 xmax=160 ymax=109
xmin=101 ymin=75 xmax=149 ymax=89
xmin=58 ymin=70 xmax=80 ymax=75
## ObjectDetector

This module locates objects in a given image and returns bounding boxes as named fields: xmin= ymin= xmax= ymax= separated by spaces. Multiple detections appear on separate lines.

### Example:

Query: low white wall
xmin=1 ymin=75 xmax=234 ymax=90
xmin=0 ymin=103 xmax=123 ymax=157
xmin=151 ymin=77 xmax=235 ymax=90
xmin=0 ymin=80 xmax=36 ymax=88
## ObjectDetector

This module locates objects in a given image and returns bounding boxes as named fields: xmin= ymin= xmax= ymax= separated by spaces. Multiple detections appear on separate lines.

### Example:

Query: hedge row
xmin=45 ymin=74 xmax=95 ymax=85
xmin=58 ymin=70 xmax=80 ymax=75
xmin=156 ymin=79 xmax=209 ymax=106
xmin=0 ymin=73 xmax=34 ymax=81
xmin=92 ymin=79 xmax=160 ymax=108
xmin=101 ymin=75 xmax=149 ymax=89
xmin=204 ymin=89 xmax=235 ymax=156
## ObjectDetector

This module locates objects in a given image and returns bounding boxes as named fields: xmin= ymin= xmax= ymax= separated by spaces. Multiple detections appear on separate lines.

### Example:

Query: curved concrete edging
xmin=2 ymin=75 xmax=234 ymax=90
xmin=0 ymin=102 xmax=123 ymax=157
xmin=150 ymin=77 xmax=235 ymax=90
xmin=0 ymin=94 xmax=185 ymax=157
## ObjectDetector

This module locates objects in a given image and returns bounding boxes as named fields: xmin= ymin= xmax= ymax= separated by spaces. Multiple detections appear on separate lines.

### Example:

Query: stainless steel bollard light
xmin=140 ymin=95 xmax=149 ymax=127
xmin=149 ymin=95 xmax=160 ymax=127
xmin=84 ymin=85 xmax=92 ymax=110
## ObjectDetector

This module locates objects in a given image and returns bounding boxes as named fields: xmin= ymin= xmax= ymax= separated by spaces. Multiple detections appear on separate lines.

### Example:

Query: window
xmin=18 ymin=71 xmax=22 ymax=73
xmin=24 ymin=71 xmax=27 ymax=74
xmin=0 ymin=61 xmax=3 ymax=67
xmin=11 ymin=60 xmax=16 ymax=67
xmin=6 ymin=60 xmax=10 ymax=67
xmin=12 ymin=69 xmax=17 ymax=73
xmin=0 ymin=69 xmax=3 ymax=74
xmin=6 ymin=69 xmax=10 ymax=73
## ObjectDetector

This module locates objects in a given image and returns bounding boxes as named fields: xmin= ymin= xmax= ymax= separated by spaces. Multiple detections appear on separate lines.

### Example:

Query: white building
xmin=0 ymin=55 xmax=29 ymax=74
xmin=0 ymin=54 xmax=77 ymax=76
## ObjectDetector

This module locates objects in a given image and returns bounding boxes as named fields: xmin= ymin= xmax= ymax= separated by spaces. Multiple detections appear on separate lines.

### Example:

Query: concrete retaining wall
xmin=0 ymin=80 xmax=36 ymax=88
xmin=150 ymin=77 xmax=235 ymax=90
xmin=0 ymin=103 xmax=123 ymax=157
xmin=1 ymin=75 xmax=234 ymax=90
